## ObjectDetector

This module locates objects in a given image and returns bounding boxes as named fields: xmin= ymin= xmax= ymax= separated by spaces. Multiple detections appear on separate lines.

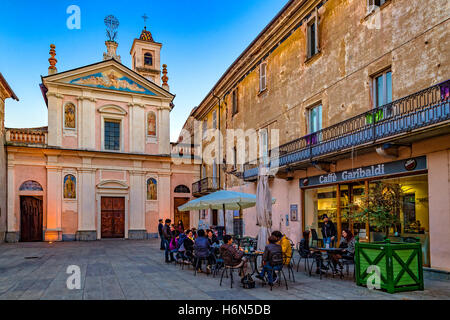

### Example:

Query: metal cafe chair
xmin=193 ymin=256 xmax=212 ymax=276
xmin=308 ymin=251 xmax=329 ymax=280
xmin=220 ymin=264 xmax=244 ymax=289
xmin=310 ymin=229 xmax=323 ymax=248
xmin=296 ymin=242 xmax=312 ymax=273
xmin=283 ymin=252 xmax=296 ymax=283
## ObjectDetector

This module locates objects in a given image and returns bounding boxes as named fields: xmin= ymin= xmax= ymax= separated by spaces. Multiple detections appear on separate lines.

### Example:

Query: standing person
xmin=219 ymin=235 xmax=249 ymax=281
xmin=158 ymin=219 xmax=164 ymax=250
xmin=162 ymin=219 xmax=175 ymax=263
xmin=256 ymin=236 xmax=283 ymax=285
xmin=321 ymin=214 xmax=337 ymax=247
xmin=177 ymin=220 xmax=184 ymax=234
xmin=272 ymin=231 xmax=292 ymax=266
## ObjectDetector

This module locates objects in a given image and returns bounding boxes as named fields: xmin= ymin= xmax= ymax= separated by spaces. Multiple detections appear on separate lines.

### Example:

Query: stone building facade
xmin=0 ymin=73 xmax=18 ymax=242
xmin=190 ymin=0 xmax=450 ymax=270
xmin=5 ymin=28 xmax=199 ymax=242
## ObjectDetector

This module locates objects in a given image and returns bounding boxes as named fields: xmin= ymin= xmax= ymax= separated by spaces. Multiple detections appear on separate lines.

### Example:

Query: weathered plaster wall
xmin=0 ymin=98 xmax=6 ymax=241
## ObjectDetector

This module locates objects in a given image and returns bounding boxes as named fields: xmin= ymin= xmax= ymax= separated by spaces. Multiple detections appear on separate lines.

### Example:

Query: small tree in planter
xmin=345 ymin=182 xmax=403 ymax=239
xmin=350 ymin=182 xmax=424 ymax=293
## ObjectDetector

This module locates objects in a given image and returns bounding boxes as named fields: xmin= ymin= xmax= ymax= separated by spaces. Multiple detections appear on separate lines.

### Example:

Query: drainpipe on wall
xmin=212 ymin=92 xmax=222 ymax=191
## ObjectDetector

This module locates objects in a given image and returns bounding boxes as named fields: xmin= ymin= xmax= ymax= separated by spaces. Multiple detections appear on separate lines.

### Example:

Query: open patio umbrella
xmin=256 ymin=166 xmax=273 ymax=252
xmin=178 ymin=190 xmax=275 ymax=233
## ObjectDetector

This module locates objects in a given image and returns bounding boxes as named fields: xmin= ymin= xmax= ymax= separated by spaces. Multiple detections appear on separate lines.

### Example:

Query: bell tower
xmin=130 ymin=16 xmax=162 ymax=85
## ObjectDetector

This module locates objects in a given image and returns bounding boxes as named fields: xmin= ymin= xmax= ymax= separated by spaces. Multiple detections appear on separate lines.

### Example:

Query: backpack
xmin=271 ymin=251 xmax=284 ymax=266
xmin=241 ymin=274 xmax=255 ymax=289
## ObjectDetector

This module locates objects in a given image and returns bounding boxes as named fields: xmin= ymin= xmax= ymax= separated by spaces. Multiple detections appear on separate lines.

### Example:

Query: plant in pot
xmin=345 ymin=182 xmax=403 ymax=241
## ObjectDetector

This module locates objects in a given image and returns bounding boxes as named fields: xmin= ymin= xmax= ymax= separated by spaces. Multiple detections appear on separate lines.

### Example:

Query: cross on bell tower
xmin=130 ymin=14 xmax=163 ymax=85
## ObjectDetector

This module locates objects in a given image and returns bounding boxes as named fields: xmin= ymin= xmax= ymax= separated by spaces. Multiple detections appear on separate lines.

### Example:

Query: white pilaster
xmin=46 ymin=159 xmax=62 ymax=241
xmin=47 ymin=92 xmax=63 ymax=147
xmin=6 ymin=161 xmax=15 ymax=232
xmin=129 ymin=170 xmax=146 ymax=230
xmin=79 ymin=96 xmax=97 ymax=150
xmin=158 ymin=106 xmax=171 ymax=155
xmin=78 ymin=159 xmax=96 ymax=232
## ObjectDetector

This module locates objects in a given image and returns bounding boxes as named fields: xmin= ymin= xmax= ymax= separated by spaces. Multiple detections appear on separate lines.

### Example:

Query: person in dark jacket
xmin=219 ymin=235 xmax=248 ymax=280
xmin=193 ymin=229 xmax=214 ymax=272
xmin=162 ymin=219 xmax=175 ymax=263
xmin=301 ymin=230 xmax=325 ymax=274
xmin=321 ymin=214 xmax=337 ymax=247
xmin=183 ymin=230 xmax=195 ymax=262
xmin=255 ymin=236 xmax=283 ymax=285
xmin=158 ymin=219 xmax=164 ymax=250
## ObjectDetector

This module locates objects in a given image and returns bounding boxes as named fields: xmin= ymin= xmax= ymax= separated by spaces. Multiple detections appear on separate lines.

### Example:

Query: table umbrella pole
xmin=223 ymin=203 xmax=226 ymax=234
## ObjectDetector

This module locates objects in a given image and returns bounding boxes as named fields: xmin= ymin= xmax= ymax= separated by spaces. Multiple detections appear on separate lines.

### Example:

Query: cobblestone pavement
xmin=0 ymin=239 xmax=448 ymax=300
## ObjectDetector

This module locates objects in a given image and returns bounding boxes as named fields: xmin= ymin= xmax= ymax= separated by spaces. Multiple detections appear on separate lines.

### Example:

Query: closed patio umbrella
xmin=256 ymin=166 xmax=273 ymax=252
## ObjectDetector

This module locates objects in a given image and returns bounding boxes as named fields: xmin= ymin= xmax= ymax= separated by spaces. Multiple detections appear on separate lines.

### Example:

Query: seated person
xmin=272 ymin=231 xmax=293 ymax=266
xmin=176 ymin=230 xmax=188 ymax=262
xmin=256 ymin=236 xmax=283 ymax=285
xmin=193 ymin=229 xmax=214 ymax=273
xmin=207 ymin=229 xmax=220 ymax=255
xmin=183 ymin=230 xmax=195 ymax=263
xmin=299 ymin=231 xmax=312 ymax=258
xmin=331 ymin=229 xmax=356 ymax=274
xmin=219 ymin=235 xmax=248 ymax=279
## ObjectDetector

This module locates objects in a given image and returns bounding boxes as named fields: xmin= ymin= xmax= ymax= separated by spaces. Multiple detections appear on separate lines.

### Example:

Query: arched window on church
xmin=63 ymin=175 xmax=76 ymax=199
xmin=64 ymin=103 xmax=76 ymax=129
xmin=144 ymin=53 xmax=153 ymax=66
xmin=19 ymin=180 xmax=43 ymax=191
xmin=147 ymin=178 xmax=157 ymax=200
xmin=147 ymin=111 xmax=156 ymax=137
xmin=174 ymin=185 xmax=190 ymax=194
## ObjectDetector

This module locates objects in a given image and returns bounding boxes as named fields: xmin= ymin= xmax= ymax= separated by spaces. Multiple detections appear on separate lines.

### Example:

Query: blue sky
xmin=0 ymin=0 xmax=286 ymax=141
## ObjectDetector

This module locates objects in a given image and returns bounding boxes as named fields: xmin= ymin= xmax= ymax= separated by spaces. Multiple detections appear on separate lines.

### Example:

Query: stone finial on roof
xmin=162 ymin=64 xmax=169 ymax=91
xmin=48 ymin=44 xmax=57 ymax=75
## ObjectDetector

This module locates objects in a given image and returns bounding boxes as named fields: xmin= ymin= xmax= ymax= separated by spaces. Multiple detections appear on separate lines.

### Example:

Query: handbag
xmin=241 ymin=274 xmax=255 ymax=289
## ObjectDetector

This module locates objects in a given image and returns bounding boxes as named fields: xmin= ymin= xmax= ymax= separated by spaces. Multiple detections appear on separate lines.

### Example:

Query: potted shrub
xmin=347 ymin=182 xmax=424 ymax=293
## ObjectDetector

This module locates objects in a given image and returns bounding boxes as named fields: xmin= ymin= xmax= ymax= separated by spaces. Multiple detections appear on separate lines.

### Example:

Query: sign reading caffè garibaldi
xmin=299 ymin=157 xmax=427 ymax=188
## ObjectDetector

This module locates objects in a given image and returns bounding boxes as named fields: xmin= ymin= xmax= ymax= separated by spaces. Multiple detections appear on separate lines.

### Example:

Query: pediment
xmin=97 ymin=180 xmax=129 ymax=190
xmin=43 ymin=59 xmax=174 ymax=99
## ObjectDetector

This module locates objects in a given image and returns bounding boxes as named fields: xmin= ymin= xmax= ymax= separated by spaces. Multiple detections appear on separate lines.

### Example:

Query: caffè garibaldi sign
xmin=300 ymin=157 xmax=427 ymax=188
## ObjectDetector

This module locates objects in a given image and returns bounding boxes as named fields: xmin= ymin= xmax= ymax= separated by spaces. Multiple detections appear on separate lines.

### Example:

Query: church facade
xmin=5 ymin=28 xmax=199 ymax=242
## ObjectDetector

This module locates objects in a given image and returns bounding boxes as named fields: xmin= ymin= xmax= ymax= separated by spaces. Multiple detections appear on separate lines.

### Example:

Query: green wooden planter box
xmin=355 ymin=239 xmax=424 ymax=294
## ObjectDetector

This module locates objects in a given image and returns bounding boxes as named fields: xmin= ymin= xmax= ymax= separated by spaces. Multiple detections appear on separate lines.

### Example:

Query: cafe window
xmin=303 ymin=174 xmax=430 ymax=266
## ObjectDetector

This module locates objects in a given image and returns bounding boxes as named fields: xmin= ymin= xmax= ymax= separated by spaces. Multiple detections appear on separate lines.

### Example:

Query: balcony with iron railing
xmin=192 ymin=177 xmax=220 ymax=197
xmin=243 ymin=80 xmax=450 ymax=180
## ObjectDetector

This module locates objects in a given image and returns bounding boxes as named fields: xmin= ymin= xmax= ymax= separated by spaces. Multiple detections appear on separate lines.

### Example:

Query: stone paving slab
xmin=0 ymin=239 xmax=448 ymax=300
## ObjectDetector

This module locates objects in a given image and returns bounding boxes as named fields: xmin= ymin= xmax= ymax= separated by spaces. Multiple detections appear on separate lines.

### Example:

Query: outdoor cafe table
xmin=243 ymin=251 xmax=264 ymax=275
xmin=310 ymin=247 xmax=345 ymax=273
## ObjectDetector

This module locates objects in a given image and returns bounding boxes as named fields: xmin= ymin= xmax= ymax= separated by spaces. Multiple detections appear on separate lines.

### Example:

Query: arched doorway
xmin=19 ymin=181 xmax=44 ymax=242
xmin=174 ymin=185 xmax=191 ymax=229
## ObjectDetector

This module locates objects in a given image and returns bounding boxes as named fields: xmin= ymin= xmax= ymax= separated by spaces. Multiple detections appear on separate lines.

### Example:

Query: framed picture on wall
xmin=290 ymin=204 xmax=298 ymax=222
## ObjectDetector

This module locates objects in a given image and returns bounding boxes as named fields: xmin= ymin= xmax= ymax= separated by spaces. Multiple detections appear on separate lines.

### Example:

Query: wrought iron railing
xmin=244 ymin=80 xmax=450 ymax=179
xmin=192 ymin=177 xmax=220 ymax=196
